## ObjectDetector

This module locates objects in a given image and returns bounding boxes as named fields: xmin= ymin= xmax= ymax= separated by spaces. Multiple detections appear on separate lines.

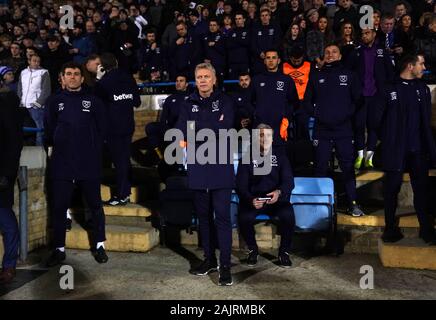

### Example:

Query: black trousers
xmin=106 ymin=135 xmax=132 ymax=199
xmin=194 ymin=189 xmax=233 ymax=267
xmin=239 ymin=202 xmax=295 ymax=255
xmin=384 ymin=152 xmax=433 ymax=233
xmin=51 ymin=179 xmax=106 ymax=248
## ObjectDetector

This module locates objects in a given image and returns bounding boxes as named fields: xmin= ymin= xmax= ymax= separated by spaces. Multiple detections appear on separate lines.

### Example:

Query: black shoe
xmin=105 ymin=196 xmax=130 ymax=206
xmin=46 ymin=249 xmax=66 ymax=267
xmin=382 ymin=227 xmax=404 ymax=243
xmin=218 ymin=266 xmax=233 ymax=286
xmin=419 ymin=229 xmax=436 ymax=245
xmin=278 ymin=252 xmax=292 ymax=268
xmin=189 ymin=259 xmax=218 ymax=276
xmin=93 ymin=246 xmax=109 ymax=263
xmin=66 ymin=218 xmax=72 ymax=232
xmin=246 ymin=250 xmax=258 ymax=267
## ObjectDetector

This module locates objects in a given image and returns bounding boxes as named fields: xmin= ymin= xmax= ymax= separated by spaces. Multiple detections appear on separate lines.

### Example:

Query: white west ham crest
xmin=258 ymin=31 xmax=262 ymax=36
xmin=58 ymin=103 xmax=64 ymax=111
xmin=276 ymin=81 xmax=284 ymax=91
xmin=339 ymin=75 xmax=348 ymax=83
xmin=192 ymin=105 xmax=199 ymax=112
xmin=82 ymin=100 xmax=91 ymax=108
xmin=271 ymin=155 xmax=278 ymax=166
xmin=232 ymin=33 xmax=236 ymax=38
xmin=212 ymin=100 xmax=220 ymax=112
xmin=390 ymin=91 xmax=397 ymax=101
xmin=319 ymin=78 xmax=325 ymax=84
xmin=269 ymin=28 xmax=274 ymax=35
xmin=260 ymin=82 xmax=265 ymax=87
xmin=377 ymin=49 xmax=384 ymax=56
xmin=242 ymin=32 xmax=247 ymax=37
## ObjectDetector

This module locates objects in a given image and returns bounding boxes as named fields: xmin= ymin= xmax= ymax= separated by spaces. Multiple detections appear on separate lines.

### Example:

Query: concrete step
xmin=101 ymin=185 xmax=140 ymax=203
xmin=378 ymin=238 xmax=436 ymax=270
xmin=66 ymin=221 xmax=159 ymax=252
xmin=356 ymin=169 xmax=436 ymax=183
xmin=103 ymin=203 xmax=153 ymax=218
xmin=337 ymin=208 xmax=424 ymax=228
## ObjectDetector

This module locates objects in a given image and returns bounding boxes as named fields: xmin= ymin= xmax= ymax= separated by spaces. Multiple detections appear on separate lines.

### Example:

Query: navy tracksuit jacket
xmin=304 ymin=61 xmax=361 ymax=205
xmin=140 ymin=41 xmax=165 ymax=76
xmin=169 ymin=33 xmax=200 ymax=80
xmin=236 ymin=147 xmax=295 ymax=254
xmin=146 ymin=90 xmax=190 ymax=149
xmin=251 ymin=71 xmax=299 ymax=146
xmin=230 ymin=87 xmax=254 ymax=130
xmin=380 ymin=78 xmax=436 ymax=233
xmin=226 ymin=26 xmax=251 ymax=78
xmin=175 ymin=90 xmax=235 ymax=266
xmin=202 ymin=31 xmax=226 ymax=77
xmin=250 ymin=23 xmax=282 ymax=74
xmin=94 ymin=68 xmax=141 ymax=199
xmin=44 ymin=88 xmax=107 ymax=248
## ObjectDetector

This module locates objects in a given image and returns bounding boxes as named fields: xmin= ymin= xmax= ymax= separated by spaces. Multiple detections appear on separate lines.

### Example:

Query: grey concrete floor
xmin=1 ymin=246 xmax=436 ymax=300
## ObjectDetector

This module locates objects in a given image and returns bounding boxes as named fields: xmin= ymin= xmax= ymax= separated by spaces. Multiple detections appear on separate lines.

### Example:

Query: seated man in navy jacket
xmin=236 ymin=124 xmax=295 ymax=268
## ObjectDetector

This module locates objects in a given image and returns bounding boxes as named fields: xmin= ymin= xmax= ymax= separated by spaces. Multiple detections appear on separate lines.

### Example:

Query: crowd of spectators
xmin=0 ymin=0 xmax=434 ymax=90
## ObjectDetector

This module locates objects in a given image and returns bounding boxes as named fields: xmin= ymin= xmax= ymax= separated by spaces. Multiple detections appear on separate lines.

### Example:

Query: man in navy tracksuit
xmin=251 ymin=49 xmax=299 ymax=154
xmin=237 ymin=124 xmax=295 ymax=268
xmin=346 ymin=28 xmax=394 ymax=170
xmin=230 ymin=72 xmax=254 ymax=130
xmin=226 ymin=12 xmax=251 ymax=79
xmin=175 ymin=63 xmax=235 ymax=286
xmin=169 ymin=22 xmax=201 ymax=80
xmin=250 ymin=8 xmax=282 ymax=75
xmin=94 ymin=53 xmax=141 ymax=206
xmin=380 ymin=54 xmax=436 ymax=244
xmin=143 ymin=74 xmax=189 ymax=168
xmin=202 ymin=18 xmax=226 ymax=82
xmin=139 ymin=29 xmax=165 ymax=81
xmin=44 ymin=62 xmax=108 ymax=266
xmin=304 ymin=44 xmax=365 ymax=217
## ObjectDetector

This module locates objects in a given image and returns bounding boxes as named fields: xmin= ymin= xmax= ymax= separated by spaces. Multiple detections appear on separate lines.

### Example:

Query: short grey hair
xmin=195 ymin=62 xmax=216 ymax=77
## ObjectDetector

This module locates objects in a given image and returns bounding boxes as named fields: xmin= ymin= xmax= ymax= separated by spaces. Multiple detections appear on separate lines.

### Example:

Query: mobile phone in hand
xmin=257 ymin=197 xmax=272 ymax=201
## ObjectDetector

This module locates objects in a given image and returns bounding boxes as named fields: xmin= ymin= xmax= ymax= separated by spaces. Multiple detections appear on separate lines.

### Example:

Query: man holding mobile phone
xmin=236 ymin=124 xmax=295 ymax=268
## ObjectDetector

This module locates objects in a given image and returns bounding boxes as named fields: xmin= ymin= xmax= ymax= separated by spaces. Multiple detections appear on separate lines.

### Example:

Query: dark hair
xmin=85 ymin=53 xmax=100 ymax=63
xmin=381 ymin=13 xmax=395 ymax=21
xmin=290 ymin=46 xmax=305 ymax=59
xmin=175 ymin=74 xmax=188 ymax=81
xmin=264 ymin=48 xmax=279 ymax=56
xmin=238 ymin=71 xmax=250 ymax=78
xmin=176 ymin=21 xmax=187 ymax=28
xmin=61 ymin=61 xmax=83 ymax=75
xmin=209 ymin=17 xmax=219 ymax=25
xmin=399 ymin=53 xmax=422 ymax=72
xmin=99 ymin=52 xmax=118 ymax=71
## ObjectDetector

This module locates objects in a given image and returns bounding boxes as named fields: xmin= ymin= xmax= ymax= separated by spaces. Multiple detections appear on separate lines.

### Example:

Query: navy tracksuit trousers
xmin=106 ymin=135 xmax=132 ymax=199
xmin=51 ymin=179 xmax=106 ymax=248
xmin=194 ymin=189 xmax=233 ymax=267
xmin=239 ymin=202 xmax=295 ymax=254
xmin=314 ymin=138 xmax=357 ymax=205
xmin=384 ymin=152 xmax=433 ymax=233
xmin=354 ymin=96 xmax=379 ymax=151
